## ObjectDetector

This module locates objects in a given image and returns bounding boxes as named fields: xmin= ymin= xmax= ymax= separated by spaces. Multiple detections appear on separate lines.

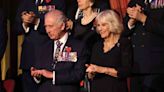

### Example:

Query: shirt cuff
xmin=33 ymin=76 xmax=41 ymax=84
xmin=52 ymin=71 xmax=55 ymax=85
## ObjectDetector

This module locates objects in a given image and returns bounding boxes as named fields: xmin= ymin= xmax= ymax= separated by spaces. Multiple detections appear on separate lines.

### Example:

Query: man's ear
xmin=61 ymin=22 xmax=65 ymax=31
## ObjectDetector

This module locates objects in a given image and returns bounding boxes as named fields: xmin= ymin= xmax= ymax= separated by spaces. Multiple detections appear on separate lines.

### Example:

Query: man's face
xmin=44 ymin=16 xmax=65 ymax=40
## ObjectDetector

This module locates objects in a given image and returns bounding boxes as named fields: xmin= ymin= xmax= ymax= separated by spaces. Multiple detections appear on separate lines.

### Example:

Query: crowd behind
xmin=0 ymin=0 xmax=164 ymax=92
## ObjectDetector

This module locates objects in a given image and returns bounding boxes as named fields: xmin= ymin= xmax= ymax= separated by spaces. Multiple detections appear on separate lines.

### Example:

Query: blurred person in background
xmin=124 ymin=0 xmax=164 ymax=92
xmin=0 ymin=8 xmax=7 ymax=92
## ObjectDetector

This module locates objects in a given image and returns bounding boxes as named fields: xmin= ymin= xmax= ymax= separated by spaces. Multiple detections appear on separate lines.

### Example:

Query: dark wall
xmin=9 ymin=0 xmax=21 ymax=79
xmin=1 ymin=0 xmax=21 ymax=79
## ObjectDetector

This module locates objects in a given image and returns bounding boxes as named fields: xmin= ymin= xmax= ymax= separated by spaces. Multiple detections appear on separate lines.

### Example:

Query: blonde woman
xmin=86 ymin=10 xmax=132 ymax=92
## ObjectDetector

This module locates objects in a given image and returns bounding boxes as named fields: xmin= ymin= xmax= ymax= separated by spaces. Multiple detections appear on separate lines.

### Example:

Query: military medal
xmin=150 ymin=0 xmax=164 ymax=9
xmin=58 ymin=46 xmax=77 ymax=62
xmin=38 ymin=5 xmax=55 ymax=13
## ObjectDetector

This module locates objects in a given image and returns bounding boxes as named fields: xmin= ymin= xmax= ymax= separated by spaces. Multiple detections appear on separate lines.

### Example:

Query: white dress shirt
xmin=52 ymin=32 xmax=69 ymax=85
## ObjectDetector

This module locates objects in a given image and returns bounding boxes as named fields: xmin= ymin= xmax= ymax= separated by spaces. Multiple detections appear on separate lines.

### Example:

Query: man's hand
xmin=127 ymin=4 xmax=147 ymax=24
xmin=31 ymin=67 xmax=42 ymax=77
xmin=30 ymin=67 xmax=53 ymax=79
xmin=128 ymin=18 xmax=136 ymax=28
xmin=40 ymin=69 xmax=53 ymax=79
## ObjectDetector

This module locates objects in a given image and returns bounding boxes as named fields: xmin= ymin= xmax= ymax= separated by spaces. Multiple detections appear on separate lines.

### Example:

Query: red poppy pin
xmin=65 ymin=46 xmax=72 ymax=52
xmin=45 ymin=0 xmax=51 ymax=3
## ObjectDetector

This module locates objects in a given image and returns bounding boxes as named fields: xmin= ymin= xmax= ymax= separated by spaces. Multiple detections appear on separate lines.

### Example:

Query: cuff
xmin=33 ymin=76 xmax=41 ymax=84
xmin=52 ymin=71 xmax=55 ymax=85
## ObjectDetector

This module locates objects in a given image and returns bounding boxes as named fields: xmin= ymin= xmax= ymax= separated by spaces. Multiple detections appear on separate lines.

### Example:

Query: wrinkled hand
xmin=21 ymin=11 xmax=36 ymax=27
xmin=31 ymin=67 xmax=53 ymax=79
xmin=31 ymin=67 xmax=42 ymax=77
xmin=40 ymin=69 xmax=53 ymax=79
xmin=86 ymin=64 xmax=97 ymax=73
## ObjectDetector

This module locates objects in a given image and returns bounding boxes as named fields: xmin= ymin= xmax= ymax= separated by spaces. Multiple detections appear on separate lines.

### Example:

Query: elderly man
xmin=31 ymin=10 xmax=87 ymax=92
xmin=15 ymin=0 xmax=67 ymax=91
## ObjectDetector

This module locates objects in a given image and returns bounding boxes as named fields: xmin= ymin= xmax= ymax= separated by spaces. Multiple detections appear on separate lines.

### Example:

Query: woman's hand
xmin=86 ymin=64 xmax=118 ymax=77
xmin=86 ymin=64 xmax=97 ymax=73
xmin=86 ymin=64 xmax=96 ymax=79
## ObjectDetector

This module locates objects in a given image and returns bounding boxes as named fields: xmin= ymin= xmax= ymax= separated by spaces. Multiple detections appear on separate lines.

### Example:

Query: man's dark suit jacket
xmin=14 ymin=0 xmax=66 ymax=70
xmin=123 ymin=0 xmax=164 ymax=74
xmin=34 ymin=35 xmax=88 ymax=92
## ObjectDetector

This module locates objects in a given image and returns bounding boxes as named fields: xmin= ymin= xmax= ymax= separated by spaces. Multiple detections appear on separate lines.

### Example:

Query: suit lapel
xmin=62 ymin=37 xmax=72 ymax=52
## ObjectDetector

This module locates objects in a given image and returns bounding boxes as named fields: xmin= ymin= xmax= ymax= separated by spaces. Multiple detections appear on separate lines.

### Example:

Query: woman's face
xmin=77 ymin=0 xmax=92 ymax=10
xmin=96 ymin=21 xmax=111 ymax=39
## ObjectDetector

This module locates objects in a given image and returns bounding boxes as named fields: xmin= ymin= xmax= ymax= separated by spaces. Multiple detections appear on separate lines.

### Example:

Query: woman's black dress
xmin=90 ymin=37 xmax=132 ymax=92
xmin=72 ymin=17 xmax=100 ymax=63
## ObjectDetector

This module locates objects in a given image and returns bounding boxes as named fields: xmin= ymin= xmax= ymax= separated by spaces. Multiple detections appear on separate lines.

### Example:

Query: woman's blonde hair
xmin=95 ymin=10 xmax=123 ymax=34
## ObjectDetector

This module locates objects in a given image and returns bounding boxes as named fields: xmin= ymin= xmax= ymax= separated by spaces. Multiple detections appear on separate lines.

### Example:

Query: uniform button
xmin=133 ymin=33 xmax=136 ymax=35
xmin=142 ymin=33 xmax=146 ymax=36
xmin=128 ymin=37 xmax=131 ymax=40
xmin=132 ymin=45 xmax=135 ymax=48
xmin=141 ymin=45 xmax=145 ymax=47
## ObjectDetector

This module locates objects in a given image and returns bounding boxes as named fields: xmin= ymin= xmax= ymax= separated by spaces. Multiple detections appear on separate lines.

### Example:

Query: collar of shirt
xmin=34 ymin=19 xmax=40 ymax=30
xmin=35 ymin=0 xmax=44 ymax=5
xmin=54 ymin=32 xmax=69 ymax=53
xmin=144 ymin=0 xmax=152 ymax=4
